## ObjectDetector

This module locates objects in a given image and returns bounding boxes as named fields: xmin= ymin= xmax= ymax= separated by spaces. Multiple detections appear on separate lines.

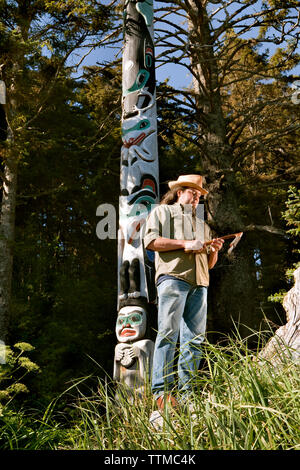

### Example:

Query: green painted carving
xmin=136 ymin=0 xmax=153 ymax=27
xmin=122 ymin=119 xmax=150 ymax=136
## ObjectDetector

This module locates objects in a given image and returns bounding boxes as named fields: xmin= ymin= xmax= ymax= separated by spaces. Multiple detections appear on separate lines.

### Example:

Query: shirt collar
xmin=176 ymin=203 xmax=193 ymax=214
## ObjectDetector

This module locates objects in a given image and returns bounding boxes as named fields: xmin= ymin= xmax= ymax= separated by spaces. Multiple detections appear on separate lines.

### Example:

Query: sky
xmin=72 ymin=1 xmax=299 ymax=91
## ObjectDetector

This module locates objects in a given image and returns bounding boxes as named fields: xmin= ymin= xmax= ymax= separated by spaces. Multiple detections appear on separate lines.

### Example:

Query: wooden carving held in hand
xmin=185 ymin=232 xmax=243 ymax=254
xmin=205 ymin=232 xmax=243 ymax=254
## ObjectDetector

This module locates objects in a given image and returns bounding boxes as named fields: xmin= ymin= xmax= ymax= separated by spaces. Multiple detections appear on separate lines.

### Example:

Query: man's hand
xmin=209 ymin=238 xmax=224 ymax=252
xmin=184 ymin=239 xmax=205 ymax=253
xmin=208 ymin=238 xmax=224 ymax=269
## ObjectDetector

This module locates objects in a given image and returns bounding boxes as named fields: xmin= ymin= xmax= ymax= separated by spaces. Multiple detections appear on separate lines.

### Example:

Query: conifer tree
xmin=0 ymin=0 xmax=115 ymax=342
xmin=152 ymin=0 xmax=300 ymax=336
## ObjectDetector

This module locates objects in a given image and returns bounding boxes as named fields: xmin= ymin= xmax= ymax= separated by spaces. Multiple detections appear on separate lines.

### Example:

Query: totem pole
xmin=113 ymin=0 xmax=159 ymax=398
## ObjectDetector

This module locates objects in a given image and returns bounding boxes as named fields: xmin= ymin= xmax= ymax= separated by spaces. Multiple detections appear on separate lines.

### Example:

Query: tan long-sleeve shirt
xmin=143 ymin=203 xmax=212 ymax=287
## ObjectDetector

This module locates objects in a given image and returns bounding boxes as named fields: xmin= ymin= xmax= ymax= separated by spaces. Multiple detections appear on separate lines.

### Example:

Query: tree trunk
xmin=186 ymin=1 xmax=262 ymax=339
xmin=0 ymin=55 xmax=20 ymax=343
xmin=186 ymin=0 xmax=239 ymax=230
xmin=258 ymin=267 xmax=300 ymax=366
xmin=0 ymin=149 xmax=17 ymax=343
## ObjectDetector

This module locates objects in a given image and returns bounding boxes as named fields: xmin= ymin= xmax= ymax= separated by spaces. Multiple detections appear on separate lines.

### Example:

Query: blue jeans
xmin=151 ymin=278 xmax=207 ymax=398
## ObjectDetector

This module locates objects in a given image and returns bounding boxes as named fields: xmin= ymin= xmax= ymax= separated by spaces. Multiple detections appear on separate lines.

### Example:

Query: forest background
xmin=0 ymin=0 xmax=299 ymax=417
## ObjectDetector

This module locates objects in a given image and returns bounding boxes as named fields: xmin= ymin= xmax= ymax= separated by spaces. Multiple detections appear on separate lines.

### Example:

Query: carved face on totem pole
xmin=116 ymin=306 xmax=147 ymax=343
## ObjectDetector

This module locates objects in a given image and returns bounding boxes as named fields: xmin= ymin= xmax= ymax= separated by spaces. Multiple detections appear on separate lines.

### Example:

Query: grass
xmin=1 ymin=331 xmax=299 ymax=450
xmin=63 ymin=331 xmax=300 ymax=451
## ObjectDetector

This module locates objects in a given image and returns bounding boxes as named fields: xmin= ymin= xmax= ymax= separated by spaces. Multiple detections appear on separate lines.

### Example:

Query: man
xmin=143 ymin=174 xmax=223 ymax=415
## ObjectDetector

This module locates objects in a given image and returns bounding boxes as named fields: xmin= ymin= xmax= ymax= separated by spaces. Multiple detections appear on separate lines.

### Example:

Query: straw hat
xmin=168 ymin=174 xmax=208 ymax=195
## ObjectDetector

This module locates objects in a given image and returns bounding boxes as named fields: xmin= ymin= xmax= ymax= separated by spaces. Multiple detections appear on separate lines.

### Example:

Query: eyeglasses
xmin=185 ymin=188 xmax=201 ymax=199
xmin=117 ymin=312 xmax=143 ymax=326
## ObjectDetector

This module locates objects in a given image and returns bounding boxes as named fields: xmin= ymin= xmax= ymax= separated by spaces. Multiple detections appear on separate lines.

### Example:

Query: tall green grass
xmin=64 ymin=332 xmax=300 ymax=451
xmin=1 ymin=332 xmax=299 ymax=449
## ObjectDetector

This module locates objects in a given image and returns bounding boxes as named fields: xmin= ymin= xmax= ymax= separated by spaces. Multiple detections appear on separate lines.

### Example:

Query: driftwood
xmin=258 ymin=267 xmax=300 ymax=366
